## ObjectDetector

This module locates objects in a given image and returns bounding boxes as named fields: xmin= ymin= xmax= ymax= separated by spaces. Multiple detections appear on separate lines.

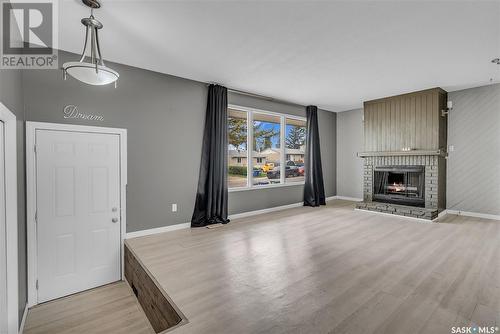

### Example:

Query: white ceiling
xmin=58 ymin=0 xmax=500 ymax=112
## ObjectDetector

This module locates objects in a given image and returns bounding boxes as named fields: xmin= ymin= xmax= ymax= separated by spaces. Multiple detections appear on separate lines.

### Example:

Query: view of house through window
xmin=285 ymin=118 xmax=306 ymax=183
xmin=228 ymin=107 xmax=307 ymax=189
xmin=228 ymin=109 xmax=248 ymax=188
xmin=253 ymin=113 xmax=281 ymax=186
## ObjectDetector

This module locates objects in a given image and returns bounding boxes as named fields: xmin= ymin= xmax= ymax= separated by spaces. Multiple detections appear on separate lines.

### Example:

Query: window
xmin=227 ymin=106 xmax=307 ymax=190
xmin=285 ymin=118 xmax=306 ymax=183
xmin=253 ymin=113 xmax=281 ymax=186
xmin=228 ymin=109 xmax=248 ymax=188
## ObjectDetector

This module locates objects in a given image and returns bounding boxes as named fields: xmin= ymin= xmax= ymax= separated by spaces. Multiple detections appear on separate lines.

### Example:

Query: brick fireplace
xmin=355 ymin=88 xmax=448 ymax=220
xmin=356 ymin=154 xmax=445 ymax=220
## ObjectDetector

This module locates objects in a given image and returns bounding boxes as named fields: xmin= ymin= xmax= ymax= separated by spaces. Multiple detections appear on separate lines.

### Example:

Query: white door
xmin=0 ymin=121 xmax=7 ymax=333
xmin=36 ymin=129 xmax=121 ymax=303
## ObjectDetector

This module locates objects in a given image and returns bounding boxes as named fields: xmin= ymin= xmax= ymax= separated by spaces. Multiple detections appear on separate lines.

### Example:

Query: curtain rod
xmin=207 ymin=83 xmax=306 ymax=108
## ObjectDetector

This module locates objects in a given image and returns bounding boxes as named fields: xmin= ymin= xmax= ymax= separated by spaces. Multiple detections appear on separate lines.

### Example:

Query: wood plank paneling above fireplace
xmin=363 ymin=88 xmax=447 ymax=152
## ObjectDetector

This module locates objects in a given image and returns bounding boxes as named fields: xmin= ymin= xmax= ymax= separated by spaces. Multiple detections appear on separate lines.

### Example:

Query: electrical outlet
xmin=172 ymin=203 xmax=177 ymax=212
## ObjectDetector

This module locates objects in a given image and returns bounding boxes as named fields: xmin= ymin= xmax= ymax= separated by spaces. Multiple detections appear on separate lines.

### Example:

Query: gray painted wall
xmin=318 ymin=109 xmax=337 ymax=198
xmin=336 ymin=108 xmax=363 ymax=199
xmin=23 ymin=52 xmax=206 ymax=234
xmin=447 ymin=84 xmax=500 ymax=215
xmin=0 ymin=68 xmax=27 ymax=325
xmin=22 ymin=51 xmax=337 ymax=233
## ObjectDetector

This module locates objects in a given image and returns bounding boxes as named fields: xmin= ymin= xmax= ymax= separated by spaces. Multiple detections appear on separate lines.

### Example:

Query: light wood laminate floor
xmin=24 ymin=282 xmax=154 ymax=334
xmin=126 ymin=200 xmax=500 ymax=334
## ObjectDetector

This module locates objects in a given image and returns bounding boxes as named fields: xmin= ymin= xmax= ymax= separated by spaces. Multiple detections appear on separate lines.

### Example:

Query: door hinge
xmin=34 ymin=210 xmax=37 ymax=223
xmin=34 ymin=144 xmax=37 ymax=153
xmin=36 ymin=279 xmax=39 ymax=290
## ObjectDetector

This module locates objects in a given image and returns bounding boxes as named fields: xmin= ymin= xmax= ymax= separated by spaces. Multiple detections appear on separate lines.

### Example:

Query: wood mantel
xmin=357 ymin=149 xmax=446 ymax=158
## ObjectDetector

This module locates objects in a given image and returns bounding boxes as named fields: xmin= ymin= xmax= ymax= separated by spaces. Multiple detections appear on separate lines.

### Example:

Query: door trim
xmin=26 ymin=122 xmax=127 ymax=307
xmin=0 ymin=103 xmax=18 ymax=334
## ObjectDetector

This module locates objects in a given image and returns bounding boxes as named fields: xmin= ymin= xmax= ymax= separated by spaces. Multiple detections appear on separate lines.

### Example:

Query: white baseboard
xmin=19 ymin=304 xmax=28 ymax=334
xmin=230 ymin=195 xmax=360 ymax=219
xmin=437 ymin=210 xmax=448 ymax=219
xmin=354 ymin=208 xmax=436 ymax=223
xmin=445 ymin=209 xmax=500 ymax=221
xmin=126 ymin=202 xmax=307 ymax=239
xmin=125 ymin=196 xmax=364 ymax=239
xmin=334 ymin=196 xmax=363 ymax=202
xmin=126 ymin=222 xmax=190 ymax=239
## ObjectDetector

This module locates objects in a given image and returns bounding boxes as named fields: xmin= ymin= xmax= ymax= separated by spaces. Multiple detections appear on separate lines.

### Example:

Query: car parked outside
xmin=266 ymin=161 xmax=300 ymax=179
xmin=261 ymin=162 xmax=275 ymax=173
xmin=295 ymin=162 xmax=305 ymax=176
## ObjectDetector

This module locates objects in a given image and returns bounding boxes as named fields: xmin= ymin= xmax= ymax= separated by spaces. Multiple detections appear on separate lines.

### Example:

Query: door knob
xmin=112 ymin=218 xmax=119 ymax=223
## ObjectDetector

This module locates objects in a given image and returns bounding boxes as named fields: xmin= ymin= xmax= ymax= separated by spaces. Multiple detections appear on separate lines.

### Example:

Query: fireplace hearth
xmin=373 ymin=166 xmax=425 ymax=207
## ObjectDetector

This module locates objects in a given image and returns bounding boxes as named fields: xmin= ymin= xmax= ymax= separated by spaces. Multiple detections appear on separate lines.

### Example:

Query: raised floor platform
xmin=24 ymin=201 xmax=500 ymax=333
xmin=124 ymin=200 xmax=500 ymax=333
xmin=124 ymin=244 xmax=186 ymax=332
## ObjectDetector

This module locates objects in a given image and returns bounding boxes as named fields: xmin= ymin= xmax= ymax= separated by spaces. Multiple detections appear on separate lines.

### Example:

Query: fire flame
xmin=392 ymin=182 xmax=404 ymax=192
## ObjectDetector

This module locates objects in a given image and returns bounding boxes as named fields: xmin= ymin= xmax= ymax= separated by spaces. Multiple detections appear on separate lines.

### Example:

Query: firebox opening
xmin=373 ymin=166 xmax=425 ymax=207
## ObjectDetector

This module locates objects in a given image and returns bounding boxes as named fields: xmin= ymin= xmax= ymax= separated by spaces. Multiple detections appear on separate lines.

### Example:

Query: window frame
xmin=228 ymin=104 xmax=306 ymax=192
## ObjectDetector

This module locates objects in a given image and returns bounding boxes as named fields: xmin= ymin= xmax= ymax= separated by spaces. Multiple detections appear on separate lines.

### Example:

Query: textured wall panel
xmin=447 ymin=84 xmax=500 ymax=215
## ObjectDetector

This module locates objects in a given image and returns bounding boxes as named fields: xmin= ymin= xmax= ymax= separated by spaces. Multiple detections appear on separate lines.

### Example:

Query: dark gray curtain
xmin=191 ymin=85 xmax=229 ymax=227
xmin=303 ymin=105 xmax=326 ymax=207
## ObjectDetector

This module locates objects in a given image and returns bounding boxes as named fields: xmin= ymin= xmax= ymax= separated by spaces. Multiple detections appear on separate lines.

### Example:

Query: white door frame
xmin=26 ymin=121 xmax=127 ymax=307
xmin=0 ymin=103 xmax=18 ymax=334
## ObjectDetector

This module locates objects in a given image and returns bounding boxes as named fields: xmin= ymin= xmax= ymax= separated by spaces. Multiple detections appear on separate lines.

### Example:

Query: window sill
xmin=228 ymin=182 xmax=305 ymax=193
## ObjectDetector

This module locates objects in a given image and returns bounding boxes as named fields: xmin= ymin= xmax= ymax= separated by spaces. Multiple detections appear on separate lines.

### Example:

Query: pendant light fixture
xmin=62 ymin=0 xmax=119 ymax=87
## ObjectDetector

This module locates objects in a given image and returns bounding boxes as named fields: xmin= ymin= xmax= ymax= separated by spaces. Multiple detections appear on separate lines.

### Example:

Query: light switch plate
xmin=448 ymin=145 xmax=455 ymax=152
xmin=172 ymin=203 xmax=177 ymax=212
